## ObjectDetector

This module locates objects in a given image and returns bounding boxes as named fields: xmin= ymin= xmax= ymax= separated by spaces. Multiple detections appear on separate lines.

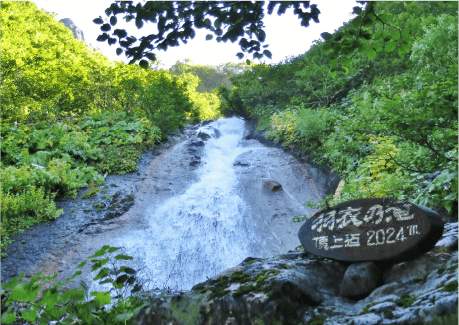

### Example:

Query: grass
xmin=81 ymin=182 xmax=102 ymax=199
xmin=395 ymin=293 xmax=417 ymax=308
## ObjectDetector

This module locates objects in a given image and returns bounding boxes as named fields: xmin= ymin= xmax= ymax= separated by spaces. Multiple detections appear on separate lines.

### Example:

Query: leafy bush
xmin=295 ymin=106 xmax=337 ymax=150
xmin=1 ymin=245 xmax=149 ymax=324
xmin=265 ymin=109 xmax=300 ymax=146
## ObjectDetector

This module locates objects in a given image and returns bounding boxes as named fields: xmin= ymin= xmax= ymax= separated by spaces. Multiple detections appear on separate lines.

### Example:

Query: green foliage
xmin=265 ymin=109 xmax=300 ymax=146
xmin=1 ymin=245 xmax=148 ymax=325
xmin=295 ymin=107 xmax=337 ymax=150
xmin=169 ymin=60 xmax=248 ymax=93
xmin=221 ymin=1 xmax=458 ymax=215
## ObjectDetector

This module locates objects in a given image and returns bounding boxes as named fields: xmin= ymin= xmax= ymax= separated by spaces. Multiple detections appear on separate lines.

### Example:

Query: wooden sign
xmin=298 ymin=198 xmax=444 ymax=262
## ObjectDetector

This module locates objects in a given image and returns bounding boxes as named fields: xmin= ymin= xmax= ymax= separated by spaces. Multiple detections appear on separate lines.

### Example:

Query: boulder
xmin=340 ymin=262 xmax=381 ymax=297
xmin=59 ymin=18 xmax=85 ymax=42
xmin=135 ymin=224 xmax=457 ymax=324
xmin=261 ymin=179 xmax=282 ymax=192
xmin=298 ymin=198 xmax=444 ymax=262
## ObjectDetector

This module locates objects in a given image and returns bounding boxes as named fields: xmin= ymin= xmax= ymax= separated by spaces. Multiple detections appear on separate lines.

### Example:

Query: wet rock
xmin=261 ymin=179 xmax=282 ymax=192
xmin=197 ymin=131 xmax=211 ymax=141
xmin=135 ymin=224 xmax=458 ymax=325
xmin=435 ymin=222 xmax=458 ymax=250
xmin=233 ymin=159 xmax=250 ymax=167
xmin=340 ymin=262 xmax=381 ymax=298
xmin=189 ymin=156 xmax=201 ymax=167
xmin=435 ymin=295 xmax=458 ymax=317
xmin=103 ymin=193 xmax=135 ymax=221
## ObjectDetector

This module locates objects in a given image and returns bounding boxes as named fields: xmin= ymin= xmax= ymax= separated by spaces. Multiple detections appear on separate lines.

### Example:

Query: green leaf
xmin=237 ymin=52 xmax=244 ymax=59
xmin=139 ymin=60 xmax=149 ymax=69
xmin=91 ymin=258 xmax=110 ymax=271
xmin=110 ymin=16 xmax=117 ymax=26
xmin=88 ymin=245 xmax=109 ymax=258
xmin=400 ymin=41 xmax=410 ymax=53
xmin=401 ymin=28 xmax=410 ymax=39
xmin=91 ymin=291 xmax=111 ymax=305
xmin=145 ymin=52 xmax=156 ymax=61
xmin=21 ymin=308 xmax=38 ymax=322
xmin=392 ymin=30 xmax=401 ymax=41
xmin=398 ymin=48 xmax=405 ymax=58
xmin=120 ymin=266 xmax=137 ymax=274
xmin=135 ymin=18 xmax=144 ymax=29
xmin=246 ymin=59 xmax=251 ymax=65
xmin=77 ymin=262 xmax=87 ymax=269
xmin=320 ymin=32 xmax=333 ymax=41
xmin=366 ymin=47 xmax=377 ymax=60
xmin=257 ymin=30 xmax=266 ymax=42
xmin=101 ymin=23 xmax=111 ymax=32
xmin=341 ymin=57 xmax=352 ymax=67
xmin=263 ymin=50 xmax=272 ymax=59
xmin=206 ymin=34 xmax=213 ymax=40
xmin=93 ymin=17 xmax=103 ymax=25
xmin=116 ymin=48 xmax=123 ymax=55
xmin=378 ymin=13 xmax=391 ymax=23
xmin=93 ymin=267 xmax=110 ymax=281
xmin=385 ymin=40 xmax=396 ymax=52
xmin=115 ymin=313 xmax=135 ymax=322
xmin=351 ymin=15 xmax=363 ymax=28
xmin=373 ymin=40 xmax=384 ymax=52
xmin=107 ymin=246 xmax=121 ymax=253
xmin=1 ymin=306 xmax=16 ymax=324
xmin=115 ymin=254 xmax=134 ymax=260
xmin=353 ymin=6 xmax=362 ymax=15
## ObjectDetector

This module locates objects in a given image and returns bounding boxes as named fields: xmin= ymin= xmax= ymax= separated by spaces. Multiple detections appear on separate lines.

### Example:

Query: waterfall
xmin=91 ymin=117 xmax=256 ymax=292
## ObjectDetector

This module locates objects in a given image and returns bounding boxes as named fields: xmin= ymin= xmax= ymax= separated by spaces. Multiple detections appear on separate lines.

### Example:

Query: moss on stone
xmin=169 ymin=295 xmax=203 ymax=324
xmin=233 ymin=284 xmax=260 ymax=297
xmin=396 ymin=293 xmax=417 ymax=308
xmin=230 ymin=271 xmax=254 ymax=283
xmin=441 ymin=280 xmax=458 ymax=292
xmin=359 ymin=302 xmax=378 ymax=315
xmin=192 ymin=283 xmax=208 ymax=294
xmin=209 ymin=276 xmax=230 ymax=299
xmin=278 ymin=263 xmax=292 ymax=269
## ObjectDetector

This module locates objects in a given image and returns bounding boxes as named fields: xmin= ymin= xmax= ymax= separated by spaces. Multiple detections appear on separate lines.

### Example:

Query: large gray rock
xmin=340 ymin=262 xmax=381 ymax=297
xmin=135 ymin=223 xmax=458 ymax=325
xmin=59 ymin=18 xmax=85 ymax=42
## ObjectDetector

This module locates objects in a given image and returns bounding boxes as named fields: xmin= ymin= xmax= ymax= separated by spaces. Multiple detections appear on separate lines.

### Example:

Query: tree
xmin=95 ymin=1 xmax=458 ymax=69
xmin=94 ymin=1 xmax=323 ymax=67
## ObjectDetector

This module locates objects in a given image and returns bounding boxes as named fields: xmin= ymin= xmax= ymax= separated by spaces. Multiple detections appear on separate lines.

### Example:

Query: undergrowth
xmin=1 ymin=245 xmax=149 ymax=324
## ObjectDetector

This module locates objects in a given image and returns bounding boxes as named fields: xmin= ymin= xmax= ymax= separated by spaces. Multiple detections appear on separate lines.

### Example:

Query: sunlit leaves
xmin=385 ymin=40 xmax=396 ymax=52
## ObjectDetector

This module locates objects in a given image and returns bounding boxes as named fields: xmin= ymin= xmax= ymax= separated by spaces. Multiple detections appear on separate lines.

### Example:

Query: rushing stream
xmin=95 ymin=118 xmax=258 ymax=291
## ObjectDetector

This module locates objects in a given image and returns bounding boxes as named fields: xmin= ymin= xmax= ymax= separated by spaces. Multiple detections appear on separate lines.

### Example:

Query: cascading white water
xmin=92 ymin=117 xmax=257 ymax=292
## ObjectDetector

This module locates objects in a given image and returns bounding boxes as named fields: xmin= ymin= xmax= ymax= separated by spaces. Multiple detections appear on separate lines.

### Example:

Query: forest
xmin=1 ymin=1 xmax=457 ymax=324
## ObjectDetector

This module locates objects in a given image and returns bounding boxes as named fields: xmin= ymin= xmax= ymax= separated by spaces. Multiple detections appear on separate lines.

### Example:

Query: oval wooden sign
xmin=298 ymin=198 xmax=444 ymax=262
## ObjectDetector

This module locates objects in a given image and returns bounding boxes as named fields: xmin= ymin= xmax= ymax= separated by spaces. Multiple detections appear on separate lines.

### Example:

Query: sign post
xmin=298 ymin=198 xmax=444 ymax=262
